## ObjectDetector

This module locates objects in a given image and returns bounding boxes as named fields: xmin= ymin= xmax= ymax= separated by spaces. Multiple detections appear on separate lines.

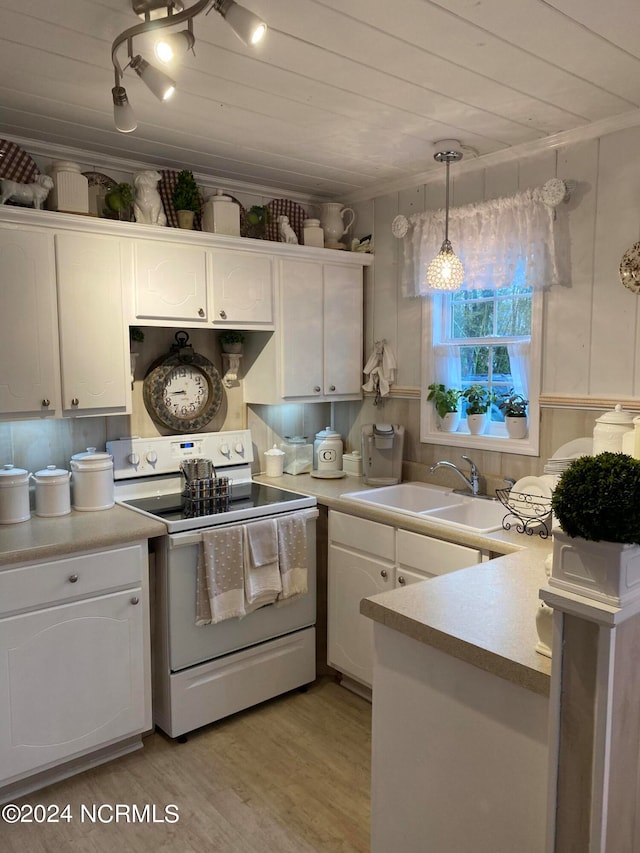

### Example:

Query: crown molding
xmin=342 ymin=109 xmax=640 ymax=204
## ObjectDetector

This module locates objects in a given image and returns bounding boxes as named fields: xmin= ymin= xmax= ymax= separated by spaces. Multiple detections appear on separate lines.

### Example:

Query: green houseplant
xmin=550 ymin=452 xmax=640 ymax=606
xmin=218 ymin=330 xmax=245 ymax=353
xmin=172 ymin=170 xmax=200 ymax=229
xmin=104 ymin=182 xmax=133 ymax=221
xmin=498 ymin=389 xmax=529 ymax=439
xmin=245 ymin=205 xmax=271 ymax=239
xmin=462 ymin=384 xmax=495 ymax=435
xmin=427 ymin=383 xmax=461 ymax=432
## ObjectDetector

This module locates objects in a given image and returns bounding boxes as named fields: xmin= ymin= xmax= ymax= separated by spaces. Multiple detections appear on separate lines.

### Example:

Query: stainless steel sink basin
xmin=341 ymin=482 xmax=505 ymax=533
xmin=341 ymin=482 xmax=465 ymax=514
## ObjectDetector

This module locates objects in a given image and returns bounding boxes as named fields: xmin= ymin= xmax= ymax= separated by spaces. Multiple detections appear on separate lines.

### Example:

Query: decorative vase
xmin=467 ymin=413 xmax=488 ymax=435
xmin=438 ymin=411 xmax=460 ymax=432
xmin=506 ymin=416 xmax=528 ymax=439
xmin=177 ymin=209 xmax=195 ymax=230
xmin=319 ymin=202 xmax=355 ymax=249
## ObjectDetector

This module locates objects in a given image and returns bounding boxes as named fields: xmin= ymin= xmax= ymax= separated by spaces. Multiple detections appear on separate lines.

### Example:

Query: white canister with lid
xmin=70 ymin=448 xmax=114 ymax=511
xmin=202 ymin=190 xmax=241 ymax=236
xmin=264 ymin=445 xmax=285 ymax=477
xmin=593 ymin=404 xmax=635 ymax=454
xmin=32 ymin=465 xmax=71 ymax=517
xmin=313 ymin=427 xmax=343 ymax=473
xmin=0 ymin=464 xmax=31 ymax=524
xmin=303 ymin=219 xmax=324 ymax=248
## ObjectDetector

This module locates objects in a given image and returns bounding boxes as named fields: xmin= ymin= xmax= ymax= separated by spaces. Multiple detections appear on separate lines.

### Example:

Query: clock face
xmin=162 ymin=365 xmax=210 ymax=419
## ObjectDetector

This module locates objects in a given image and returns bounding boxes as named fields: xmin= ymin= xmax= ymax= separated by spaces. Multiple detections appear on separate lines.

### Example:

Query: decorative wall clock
xmin=143 ymin=331 xmax=223 ymax=432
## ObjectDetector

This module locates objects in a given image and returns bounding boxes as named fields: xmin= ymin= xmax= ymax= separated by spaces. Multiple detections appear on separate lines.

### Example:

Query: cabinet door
xmin=55 ymin=233 xmax=129 ymax=414
xmin=134 ymin=242 xmax=207 ymax=322
xmin=0 ymin=227 xmax=60 ymax=417
xmin=280 ymin=259 xmax=324 ymax=398
xmin=327 ymin=543 xmax=392 ymax=687
xmin=0 ymin=589 xmax=146 ymax=782
xmin=323 ymin=264 xmax=363 ymax=397
xmin=210 ymin=249 xmax=274 ymax=326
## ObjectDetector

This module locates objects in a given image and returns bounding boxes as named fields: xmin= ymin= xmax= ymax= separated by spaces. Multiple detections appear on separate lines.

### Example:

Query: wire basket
xmin=183 ymin=476 xmax=230 ymax=517
xmin=495 ymin=488 xmax=553 ymax=539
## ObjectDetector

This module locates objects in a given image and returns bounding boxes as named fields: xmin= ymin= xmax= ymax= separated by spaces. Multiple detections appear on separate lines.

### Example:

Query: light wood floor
xmin=1 ymin=678 xmax=371 ymax=853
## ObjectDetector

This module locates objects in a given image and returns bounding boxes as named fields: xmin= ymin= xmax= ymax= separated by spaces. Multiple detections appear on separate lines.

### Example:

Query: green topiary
xmin=172 ymin=170 xmax=200 ymax=212
xmin=218 ymin=330 xmax=245 ymax=345
xmin=551 ymin=452 xmax=640 ymax=544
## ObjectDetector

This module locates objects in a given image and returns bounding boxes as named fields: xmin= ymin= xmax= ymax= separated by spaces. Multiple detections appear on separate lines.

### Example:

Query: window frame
xmin=420 ymin=288 xmax=543 ymax=456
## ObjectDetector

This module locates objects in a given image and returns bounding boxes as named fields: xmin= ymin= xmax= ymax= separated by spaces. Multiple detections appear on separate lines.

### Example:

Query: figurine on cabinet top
xmin=278 ymin=214 xmax=298 ymax=244
xmin=0 ymin=174 xmax=54 ymax=209
xmin=133 ymin=170 xmax=166 ymax=226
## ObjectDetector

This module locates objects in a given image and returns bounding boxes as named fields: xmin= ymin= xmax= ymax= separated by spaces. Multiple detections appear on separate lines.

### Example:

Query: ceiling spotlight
xmin=212 ymin=0 xmax=267 ymax=45
xmin=154 ymin=27 xmax=195 ymax=63
xmin=426 ymin=142 xmax=465 ymax=291
xmin=112 ymin=86 xmax=138 ymax=132
xmin=130 ymin=55 xmax=176 ymax=101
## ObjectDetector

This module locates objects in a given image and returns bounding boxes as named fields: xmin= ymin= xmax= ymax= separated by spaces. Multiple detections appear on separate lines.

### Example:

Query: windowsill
xmin=420 ymin=421 xmax=539 ymax=456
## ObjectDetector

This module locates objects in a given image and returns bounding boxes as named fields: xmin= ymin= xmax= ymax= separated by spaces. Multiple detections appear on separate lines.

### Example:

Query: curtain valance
xmin=401 ymin=187 xmax=566 ymax=296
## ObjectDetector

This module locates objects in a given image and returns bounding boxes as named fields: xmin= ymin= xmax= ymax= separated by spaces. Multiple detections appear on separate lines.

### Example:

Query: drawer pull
xmin=397 ymin=575 xmax=406 ymax=585
xmin=68 ymin=574 xmax=79 ymax=583
xmin=380 ymin=569 xmax=388 ymax=580
xmin=130 ymin=596 xmax=140 ymax=606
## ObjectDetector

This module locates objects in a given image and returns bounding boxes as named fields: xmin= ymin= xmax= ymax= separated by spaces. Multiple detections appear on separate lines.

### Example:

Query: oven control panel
xmin=108 ymin=430 xmax=254 ymax=479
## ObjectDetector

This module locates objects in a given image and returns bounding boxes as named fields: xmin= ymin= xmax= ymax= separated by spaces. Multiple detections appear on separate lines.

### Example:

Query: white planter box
xmin=551 ymin=529 xmax=640 ymax=607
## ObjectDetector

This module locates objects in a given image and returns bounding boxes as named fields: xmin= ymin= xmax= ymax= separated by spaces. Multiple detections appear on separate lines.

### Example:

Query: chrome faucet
xmin=429 ymin=455 xmax=480 ymax=496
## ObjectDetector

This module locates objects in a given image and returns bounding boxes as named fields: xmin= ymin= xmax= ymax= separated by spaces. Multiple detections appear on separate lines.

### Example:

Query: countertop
xmin=255 ymin=472 xmax=553 ymax=694
xmin=0 ymin=506 xmax=166 ymax=567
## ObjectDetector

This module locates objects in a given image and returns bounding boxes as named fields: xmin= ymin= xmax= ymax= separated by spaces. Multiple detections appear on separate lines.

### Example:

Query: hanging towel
xmin=244 ymin=519 xmax=282 ymax=611
xmin=196 ymin=526 xmax=246 ymax=626
xmin=362 ymin=339 xmax=397 ymax=404
xmin=277 ymin=512 xmax=309 ymax=604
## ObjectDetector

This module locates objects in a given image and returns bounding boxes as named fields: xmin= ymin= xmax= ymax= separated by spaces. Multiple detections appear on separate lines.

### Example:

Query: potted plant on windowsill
xmin=462 ymin=384 xmax=495 ymax=435
xmin=427 ymin=383 xmax=461 ymax=432
xmin=550 ymin=452 xmax=640 ymax=607
xmin=172 ymin=170 xmax=201 ymax=230
xmin=218 ymin=330 xmax=245 ymax=354
xmin=498 ymin=390 xmax=529 ymax=439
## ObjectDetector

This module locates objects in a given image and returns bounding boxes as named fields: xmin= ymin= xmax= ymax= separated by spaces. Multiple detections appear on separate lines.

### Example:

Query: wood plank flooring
xmin=0 ymin=678 xmax=371 ymax=853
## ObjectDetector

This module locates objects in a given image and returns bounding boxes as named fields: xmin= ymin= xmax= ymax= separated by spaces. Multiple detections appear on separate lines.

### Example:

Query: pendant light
xmin=426 ymin=142 xmax=464 ymax=291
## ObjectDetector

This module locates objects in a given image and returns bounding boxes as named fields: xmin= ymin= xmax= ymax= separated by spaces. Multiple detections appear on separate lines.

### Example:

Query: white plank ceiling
xmin=1 ymin=0 xmax=639 ymax=199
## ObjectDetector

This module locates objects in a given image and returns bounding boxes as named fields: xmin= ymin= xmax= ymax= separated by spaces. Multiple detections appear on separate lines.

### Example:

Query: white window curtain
xmin=506 ymin=341 xmax=530 ymax=400
xmin=433 ymin=344 xmax=461 ymax=388
xmin=402 ymin=188 xmax=566 ymax=297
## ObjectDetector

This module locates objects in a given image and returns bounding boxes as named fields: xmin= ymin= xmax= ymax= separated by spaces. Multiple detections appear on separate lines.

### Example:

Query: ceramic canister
xmin=593 ymin=404 xmax=635 ymax=454
xmin=313 ymin=427 xmax=343 ymax=472
xmin=32 ymin=465 xmax=71 ymax=517
xmin=70 ymin=448 xmax=114 ymax=511
xmin=202 ymin=190 xmax=241 ymax=236
xmin=0 ymin=464 xmax=31 ymax=524
xmin=264 ymin=445 xmax=285 ymax=477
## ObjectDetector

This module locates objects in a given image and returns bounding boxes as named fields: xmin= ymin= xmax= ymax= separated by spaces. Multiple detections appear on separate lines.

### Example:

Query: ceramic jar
xmin=264 ymin=445 xmax=285 ymax=477
xmin=593 ymin=404 xmax=635 ymax=454
xmin=303 ymin=218 xmax=324 ymax=248
xmin=0 ymin=464 xmax=31 ymax=524
xmin=202 ymin=190 xmax=241 ymax=236
xmin=47 ymin=160 xmax=89 ymax=214
xmin=70 ymin=448 xmax=114 ymax=511
xmin=32 ymin=465 xmax=71 ymax=517
xmin=319 ymin=203 xmax=355 ymax=249
xmin=313 ymin=427 xmax=343 ymax=473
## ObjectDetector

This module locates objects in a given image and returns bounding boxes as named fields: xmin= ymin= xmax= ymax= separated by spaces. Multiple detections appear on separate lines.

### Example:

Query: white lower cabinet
xmin=328 ymin=511 xmax=485 ymax=688
xmin=0 ymin=544 xmax=150 ymax=789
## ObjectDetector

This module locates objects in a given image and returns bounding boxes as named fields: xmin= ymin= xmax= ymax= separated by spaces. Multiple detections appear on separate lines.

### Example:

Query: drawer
xmin=0 ymin=545 xmax=144 ymax=616
xmin=397 ymin=529 xmax=481 ymax=578
xmin=329 ymin=511 xmax=395 ymax=562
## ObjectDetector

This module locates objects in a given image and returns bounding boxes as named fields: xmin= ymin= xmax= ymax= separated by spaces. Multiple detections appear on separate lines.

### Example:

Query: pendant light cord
xmin=444 ymin=157 xmax=450 ymax=244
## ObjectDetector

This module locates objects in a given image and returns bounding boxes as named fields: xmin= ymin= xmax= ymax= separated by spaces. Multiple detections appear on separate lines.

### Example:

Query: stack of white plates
xmin=542 ymin=437 xmax=593 ymax=480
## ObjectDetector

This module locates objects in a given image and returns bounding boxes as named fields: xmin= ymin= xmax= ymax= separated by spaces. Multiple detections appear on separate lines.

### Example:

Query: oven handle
xmin=168 ymin=507 xmax=319 ymax=550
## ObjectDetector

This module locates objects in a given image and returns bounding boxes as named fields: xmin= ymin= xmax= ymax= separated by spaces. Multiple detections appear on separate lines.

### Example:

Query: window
xmin=421 ymin=281 xmax=542 ymax=456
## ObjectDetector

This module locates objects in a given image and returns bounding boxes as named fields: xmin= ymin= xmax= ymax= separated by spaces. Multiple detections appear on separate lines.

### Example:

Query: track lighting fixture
xmin=111 ymin=0 xmax=267 ymax=132
xmin=426 ymin=142 xmax=465 ymax=291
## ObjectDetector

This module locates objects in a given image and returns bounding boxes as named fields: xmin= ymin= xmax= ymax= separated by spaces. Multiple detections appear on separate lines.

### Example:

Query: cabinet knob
xmin=329 ymin=384 xmax=336 ymax=392
xmin=68 ymin=574 xmax=79 ymax=583
xmin=130 ymin=596 xmax=140 ymax=606
xmin=313 ymin=386 xmax=321 ymax=393
xmin=198 ymin=307 xmax=205 ymax=317
xmin=71 ymin=398 xmax=79 ymax=407
xmin=380 ymin=569 xmax=388 ymax=579
xmin=398 ymin=575 xmax=406 ymax=585
xmin=41 ymin=399 xmax=50 ymax=407
xmin=219 ymin=310 xmax=227 ymax=319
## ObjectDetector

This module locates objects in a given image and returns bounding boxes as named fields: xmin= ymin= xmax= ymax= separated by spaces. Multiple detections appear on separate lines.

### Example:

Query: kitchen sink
xmin=341 ymin=482 xmax=465 ymax=514
xmin=341 ymin=481 xmax=506 ymax=533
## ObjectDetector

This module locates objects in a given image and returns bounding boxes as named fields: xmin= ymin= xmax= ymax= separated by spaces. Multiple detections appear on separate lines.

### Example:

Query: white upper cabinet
xmin=322 ymin=264 xmax=363 ymax=397
xmin=280 ymin=260 xmax=324 ymax=397
xmin=0 ymin=226 xmax=60 ymax=418
xmin=55 ymin=232 xmax=130 ymax=416
xmin=133 ymin=241 xmax=208 ymax=323
xmin=210 ymin=249 xmax=274 ymax=327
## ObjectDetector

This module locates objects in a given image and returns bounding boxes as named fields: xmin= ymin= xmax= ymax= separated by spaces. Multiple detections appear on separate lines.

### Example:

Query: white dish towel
xmin=277 ymin=512 xmax=309 ymax=604
xmin=244 ymin=519 xmax=282 ymax=611
xmin=196 ymin=525 xmax=246 ymax=625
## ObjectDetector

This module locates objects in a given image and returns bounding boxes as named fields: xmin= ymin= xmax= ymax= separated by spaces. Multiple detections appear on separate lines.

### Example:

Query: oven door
xmin=159 ymin=512 xmax=317 ymax=671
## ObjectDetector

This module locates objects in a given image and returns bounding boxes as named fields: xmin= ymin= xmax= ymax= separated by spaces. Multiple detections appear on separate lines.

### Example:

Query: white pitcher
xmin=319 ymin=203 xmax=355 ymax=248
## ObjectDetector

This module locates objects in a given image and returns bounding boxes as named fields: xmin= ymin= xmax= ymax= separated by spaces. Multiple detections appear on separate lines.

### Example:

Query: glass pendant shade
xmin=112 ymin=86 xmax=137 ymax=132
xmin=154 ymin=29 xmax=195 ymax=63
xmin=130 ymin=55 xmax=176 ymax=101
xmin=427 ymin=240 xmax=465 ymax=290
xmin=219 ymin=1 xmax=267 ymax=45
